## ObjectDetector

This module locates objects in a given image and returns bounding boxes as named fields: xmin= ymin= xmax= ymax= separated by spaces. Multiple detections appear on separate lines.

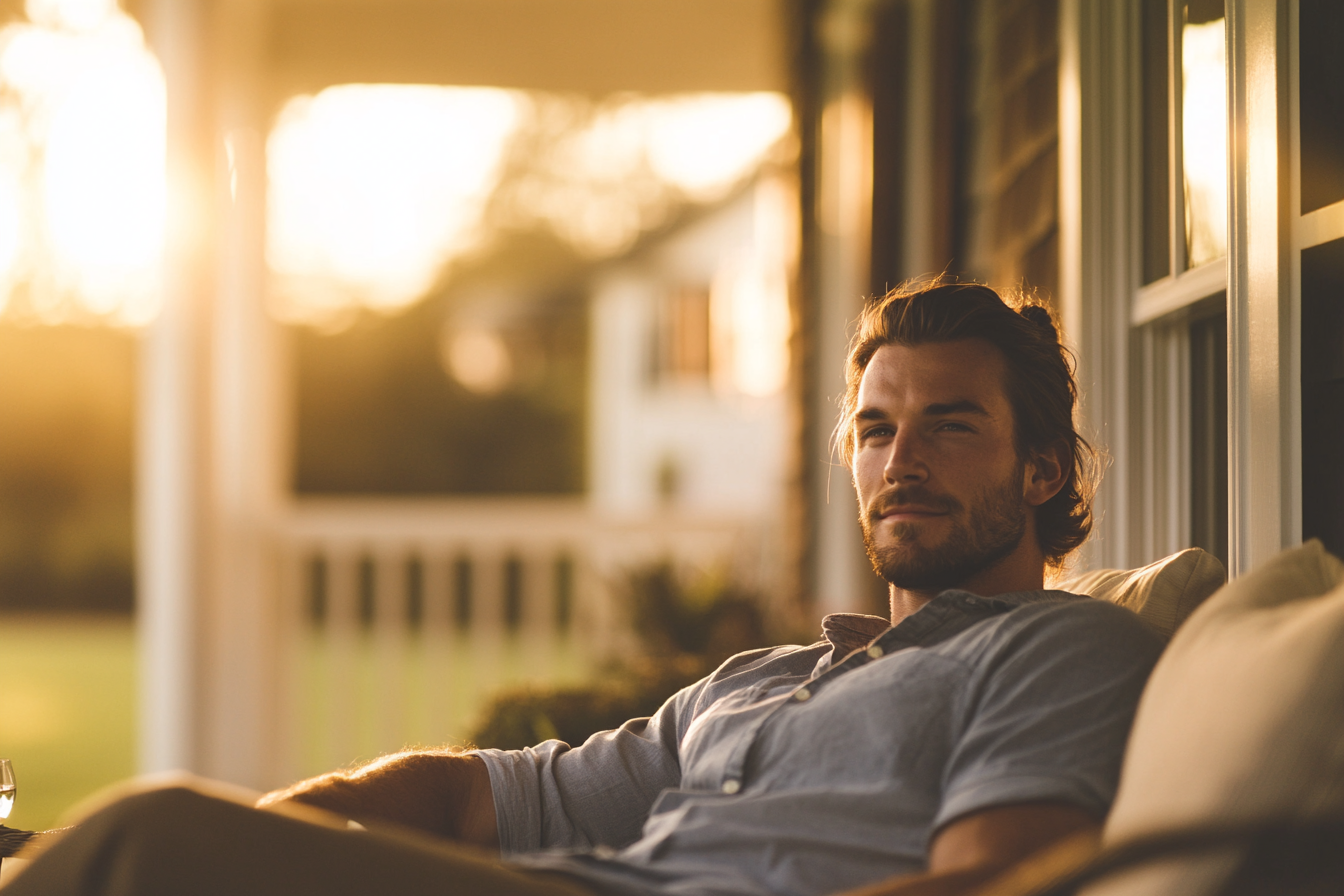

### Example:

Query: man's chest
xmin=677 ymin=649 xmax=972 ymax=796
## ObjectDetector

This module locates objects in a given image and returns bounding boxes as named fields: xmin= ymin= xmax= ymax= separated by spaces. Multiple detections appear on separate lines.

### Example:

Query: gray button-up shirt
xmin=477 ymin=589 xmax=1163 ymax=896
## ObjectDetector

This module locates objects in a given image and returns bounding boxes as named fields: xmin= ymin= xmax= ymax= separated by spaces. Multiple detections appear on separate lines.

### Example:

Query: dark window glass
xmin=1190 ymin=306 xmax=1228 ymax=568
xmin=1301 ymin=238 xmax=1344 ymax=558
xmin=1142 ymin=0 xmax=1171 ymax=284
xmin=1300 ymin=0 xmax=1344 ymax=214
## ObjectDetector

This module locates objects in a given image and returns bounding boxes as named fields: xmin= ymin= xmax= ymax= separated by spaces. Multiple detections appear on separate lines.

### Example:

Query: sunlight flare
xmin=0 ymin=2 xmax=165 ymax=325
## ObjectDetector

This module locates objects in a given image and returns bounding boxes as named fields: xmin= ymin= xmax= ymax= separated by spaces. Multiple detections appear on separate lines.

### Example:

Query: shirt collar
xmin=818 ymin=589 xmax=1085 ymax=666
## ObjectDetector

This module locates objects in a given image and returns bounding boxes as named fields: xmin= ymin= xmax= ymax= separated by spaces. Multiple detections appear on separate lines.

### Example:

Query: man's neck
xmin=887 ymin=552 xmax=1048 ymax=626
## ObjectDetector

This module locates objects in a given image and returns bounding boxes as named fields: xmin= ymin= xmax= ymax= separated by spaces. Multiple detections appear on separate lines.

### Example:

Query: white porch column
xmin=809 ymin=0 xmax=876 ymax=616
xmin=139 ymin=0 xmax=285 ymax=787
xmin=137 ymin=0 xmax=210 ymax=777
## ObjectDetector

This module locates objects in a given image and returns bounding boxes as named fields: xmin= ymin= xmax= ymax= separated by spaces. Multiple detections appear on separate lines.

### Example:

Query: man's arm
xmin=256 ymin=751 xmax=499 ymax=850
xmin=837 ymin=802 xmax=1099 ymax=896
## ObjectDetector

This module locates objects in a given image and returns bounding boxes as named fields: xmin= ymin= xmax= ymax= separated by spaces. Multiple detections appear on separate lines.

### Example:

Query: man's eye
xmin=859 ymin=425 xmax=893 ymax=441
xmin=936 ymin=421 xmax=972 ymax=433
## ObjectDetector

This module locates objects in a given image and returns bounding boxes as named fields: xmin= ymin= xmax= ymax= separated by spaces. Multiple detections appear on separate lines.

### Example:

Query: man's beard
xmin=860 ymin=467 xmax=1028 ymax=593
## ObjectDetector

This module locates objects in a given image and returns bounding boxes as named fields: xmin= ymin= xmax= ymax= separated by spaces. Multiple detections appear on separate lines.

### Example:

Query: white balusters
xmin=323 ymin=547 xmax=359 ymax=768
xmin=372 ymin=550 xmax=408 ymax=752
xmin=420 ymin=549 xmax=456 ymax=747
xmin=272 ymin=498 xmax=769 ymax=780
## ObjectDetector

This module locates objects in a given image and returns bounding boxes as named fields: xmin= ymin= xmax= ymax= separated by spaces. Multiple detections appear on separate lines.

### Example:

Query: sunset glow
xmin=268 ymin=88 xmax=792 ymax=326
xmin=0 ymin=1 xmax=165 ymax=325
xmin=267 ymin=85 xmax=520 ymax=327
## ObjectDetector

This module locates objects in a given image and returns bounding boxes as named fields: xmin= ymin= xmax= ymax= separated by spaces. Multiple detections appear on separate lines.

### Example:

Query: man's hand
xmin=836 ymin=802 xmax=1100 ymax=896
xmin=256 ymin=751 xmax=499 ymax=850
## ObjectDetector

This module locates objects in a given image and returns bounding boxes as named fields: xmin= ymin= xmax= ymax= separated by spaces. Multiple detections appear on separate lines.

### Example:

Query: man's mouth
xmin=867 ymin=489 xmax=959 ymax=525
xmin=878 ymin=506 xmax=947 ymax=522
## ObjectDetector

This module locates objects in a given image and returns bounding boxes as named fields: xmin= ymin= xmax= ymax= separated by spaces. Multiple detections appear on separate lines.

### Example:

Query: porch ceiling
xmin=252 ymin=0 xmax=786 ymax=99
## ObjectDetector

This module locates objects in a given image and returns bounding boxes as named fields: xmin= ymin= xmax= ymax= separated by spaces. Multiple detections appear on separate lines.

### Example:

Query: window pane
xmin=1301 ymin=238 xmax=1344 ymax=558
xmin=656 ymin=285 xmax=712 ymax=381
xmin=1182 ymin=1 xmax=1227 ymax=268
xmin=1190 ymin=306 xmax=1227 ymax=569
xmin=1141 ymin=0 xmax=1170 ymax=284
xmin=1300 ymin=0 xmax=1344 ymax=213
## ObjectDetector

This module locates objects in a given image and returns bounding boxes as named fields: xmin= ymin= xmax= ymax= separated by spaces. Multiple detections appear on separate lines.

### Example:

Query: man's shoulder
xmin=713 ymin=640 xmax=832 ymax=676
xmin=1006 ymin=590 xmax=1162 ymax=634
xmin=693 ymin=641 xmax=832 ymax=699
xmin=967 ymin=591 xmax=1166 ymax=677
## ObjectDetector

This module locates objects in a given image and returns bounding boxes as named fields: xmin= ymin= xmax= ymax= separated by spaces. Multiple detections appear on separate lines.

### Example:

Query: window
xmin=1066 ymin=0 xmax=1333 ymax=574
xmin=1297 ymin=0 xmax=1344 ymax=560
xmin=653 ymin=285 xmax=712 ymax=383
xmin=1132 ymin=0 xmax=1229 ymax=567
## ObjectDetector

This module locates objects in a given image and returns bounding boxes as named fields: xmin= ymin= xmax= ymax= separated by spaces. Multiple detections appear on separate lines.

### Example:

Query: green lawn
xmin=0 ymin=614 xmax=136 ymax=831
xmin=0 ymin=615 xmax=594 ymax=831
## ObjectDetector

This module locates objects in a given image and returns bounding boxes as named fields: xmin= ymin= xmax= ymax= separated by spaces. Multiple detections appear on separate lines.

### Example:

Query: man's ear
xmin=1023 ymin=441 xmax=1069 ymax=508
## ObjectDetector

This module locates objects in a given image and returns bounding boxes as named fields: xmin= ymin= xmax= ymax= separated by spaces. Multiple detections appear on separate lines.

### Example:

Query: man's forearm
xmin=256 ymin=751 xmax=499 ymax=849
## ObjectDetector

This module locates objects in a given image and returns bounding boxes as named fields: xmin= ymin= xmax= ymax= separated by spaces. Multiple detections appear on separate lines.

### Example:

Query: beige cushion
xmin=1085 ymin=539 xmax=1344 ymax=896
xmin=1055 ymin=547 xmax=1226 ymax=640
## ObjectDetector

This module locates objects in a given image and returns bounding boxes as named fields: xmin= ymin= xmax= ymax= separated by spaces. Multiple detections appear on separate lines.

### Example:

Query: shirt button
xmin=867 ymin=645 xmax=885 ymax=658
xmin=794 ymin=687 xmax=812 ymax=702
xmin=721 ymin=779 xmax=741 ymax=794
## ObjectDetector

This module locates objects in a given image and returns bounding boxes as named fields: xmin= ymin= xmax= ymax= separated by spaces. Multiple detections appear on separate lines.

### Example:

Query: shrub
xmin=468 ymin=562 xmax=769 ymax=750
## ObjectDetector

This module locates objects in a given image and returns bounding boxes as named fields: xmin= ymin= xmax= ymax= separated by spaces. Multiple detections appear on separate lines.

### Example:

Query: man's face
xmin=852 ymin=339 xmax=1031 ymax=592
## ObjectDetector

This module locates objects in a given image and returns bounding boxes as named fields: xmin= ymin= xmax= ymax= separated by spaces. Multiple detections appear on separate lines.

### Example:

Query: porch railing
xmin=272 ymin=497 xmax=772 ymax=778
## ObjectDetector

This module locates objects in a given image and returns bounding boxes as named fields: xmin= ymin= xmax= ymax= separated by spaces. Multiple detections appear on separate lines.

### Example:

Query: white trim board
xmin=1298 ymin=198 xmax=1344 ymax=251
xmin=1132 ymin=258 xmax=1228 ymax=325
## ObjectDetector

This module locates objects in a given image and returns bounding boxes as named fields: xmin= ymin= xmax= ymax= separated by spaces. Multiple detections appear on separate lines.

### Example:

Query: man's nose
xmin=883 ymin=430 xmax=929 ymax=483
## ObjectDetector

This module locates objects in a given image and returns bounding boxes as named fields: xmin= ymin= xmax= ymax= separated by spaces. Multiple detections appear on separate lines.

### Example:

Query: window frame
xmin=1060 ymin=0 xmax=1306 ymax=577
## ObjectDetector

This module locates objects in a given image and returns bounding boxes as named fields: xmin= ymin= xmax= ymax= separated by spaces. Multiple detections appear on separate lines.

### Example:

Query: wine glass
xmin=0 ymin=760 xmax=14 ymax=822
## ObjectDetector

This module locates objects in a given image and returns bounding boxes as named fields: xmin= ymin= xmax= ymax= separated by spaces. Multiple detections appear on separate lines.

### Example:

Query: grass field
xmin=0 ymin=615 xmax=595 ymax=831
xmin=0 ymin=614 xmax=136 ymax=831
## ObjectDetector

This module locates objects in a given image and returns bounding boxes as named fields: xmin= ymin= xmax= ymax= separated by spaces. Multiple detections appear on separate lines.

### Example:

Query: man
xmin=3 ymin=280 xmax=1162 ymax=896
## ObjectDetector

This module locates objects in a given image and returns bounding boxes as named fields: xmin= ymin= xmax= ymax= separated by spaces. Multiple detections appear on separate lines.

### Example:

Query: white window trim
xmin=1226 ymin=0 xmax=1296 ymax=576
xmin=1297 ymin=199 xmax=1344 ymax=250
xmin=1062 ymin=0 xmax=1302 ymax=577
xmin=1133 ymin=259 xmax=1227 ymax=326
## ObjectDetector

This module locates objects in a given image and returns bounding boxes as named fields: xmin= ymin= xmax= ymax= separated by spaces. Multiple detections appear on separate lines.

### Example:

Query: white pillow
xmin=1085 ymin=539 xmax=1344 ymax=896
xmin=1054 ymin=547 xmax=1226 ymax=640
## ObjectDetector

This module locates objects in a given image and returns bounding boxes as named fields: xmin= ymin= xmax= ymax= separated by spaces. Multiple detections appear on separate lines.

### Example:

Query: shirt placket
xmin=711 ymin=593 xmax=1010 ymax=795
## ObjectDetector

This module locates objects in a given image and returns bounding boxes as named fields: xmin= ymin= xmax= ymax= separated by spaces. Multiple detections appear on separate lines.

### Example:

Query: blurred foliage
xmin=0 ymin=325 xmax=134 ymax=612
xmin=293 ymin=238 xmax=588 ymax=495
xmin=470 ymin=562 xmax=770 ymax=750
xmin=624 ymin=562 xmax=767 ymax=659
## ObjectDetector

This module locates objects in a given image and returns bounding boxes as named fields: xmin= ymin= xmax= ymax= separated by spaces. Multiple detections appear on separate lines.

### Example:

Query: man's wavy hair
xmin=834 ymin=277 xmax=1101 ymax=567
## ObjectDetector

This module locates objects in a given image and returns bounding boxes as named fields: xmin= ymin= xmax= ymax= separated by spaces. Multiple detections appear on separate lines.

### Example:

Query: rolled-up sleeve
xmin=474 ymin=685 xmax=700 ymax=855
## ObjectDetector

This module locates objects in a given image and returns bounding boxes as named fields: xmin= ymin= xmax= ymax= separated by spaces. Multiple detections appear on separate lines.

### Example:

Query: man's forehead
xmin=856 ymin=340 xmax=1011 ymax=411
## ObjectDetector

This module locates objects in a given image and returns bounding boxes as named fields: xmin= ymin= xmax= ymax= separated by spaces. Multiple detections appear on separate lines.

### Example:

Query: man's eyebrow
xmin=853 ymin=400 xmax=991 ymax=421
xmin=922 ymin=400 xmax=991 ymax=417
